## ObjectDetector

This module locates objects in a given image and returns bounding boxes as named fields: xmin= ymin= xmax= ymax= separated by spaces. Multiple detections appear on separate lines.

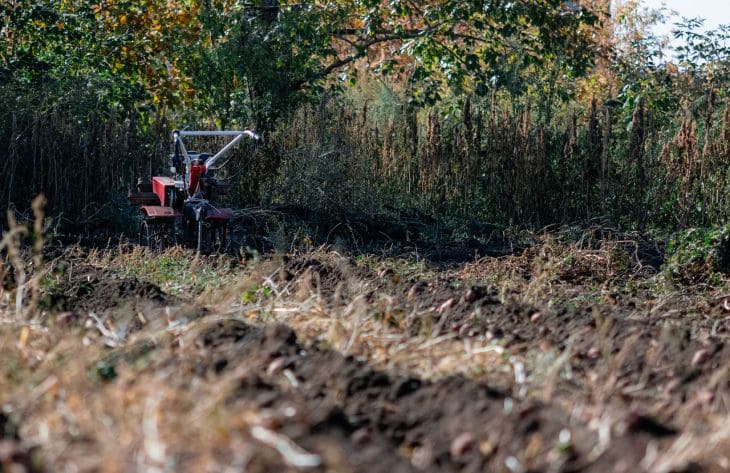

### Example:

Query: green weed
xmin=663 ymin=225 xmax=730 ymax=286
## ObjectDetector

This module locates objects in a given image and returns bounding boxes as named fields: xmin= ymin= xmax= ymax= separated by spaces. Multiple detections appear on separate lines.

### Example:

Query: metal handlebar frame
xmin=172 ymin=130 xmax=261 ymax=192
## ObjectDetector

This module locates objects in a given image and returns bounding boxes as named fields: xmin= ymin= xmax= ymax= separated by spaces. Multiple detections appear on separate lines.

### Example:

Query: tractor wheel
xmin=140 ymin=220 xmax=171 ymax=251
xmin=139 ymin=220 xmax=159 ymax=250
xmin=195 ymin=221 xmax=229 ymax=254
xmin=217 ymin=224 xmax=231 ymax=253
xmin=213 ymin=225 xmax=230 ymax=254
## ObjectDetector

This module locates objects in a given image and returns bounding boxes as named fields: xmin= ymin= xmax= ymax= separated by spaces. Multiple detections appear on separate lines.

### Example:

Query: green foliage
xmin=3 ymin=0 xmax=730 ymax=236
xmin=241 ymin=284 xmax=273 ymax=304
xmin=0 ymin=0 xmax=196 ymax=110
xmin=674 ymin=21 xmax=730 ymax=88
xmin=113 ymin=249 xmax=238 ymax=296
xmin=664 ymin=226 xmax=730 ymax=286
xmin=179 ymin=0 xmax=599 ymax=128
xmin=94 ymin=360 xmax=118 ymax=381
xmin=376 ymin=0 xmax=598 ymax=105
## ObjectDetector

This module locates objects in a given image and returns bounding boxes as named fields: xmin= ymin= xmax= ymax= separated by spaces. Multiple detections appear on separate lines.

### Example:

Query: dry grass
xmin=2 ymin=236 xmax=730 ymax=471
xmin=456 ymin=229 xmax=650 ymax=306
xmin=263 ymin=86 xmax=730 ymax=230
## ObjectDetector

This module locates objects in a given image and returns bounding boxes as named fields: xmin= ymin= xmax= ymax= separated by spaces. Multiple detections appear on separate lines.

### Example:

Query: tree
xmin=184 ymin=0 xmax=600 ymax=128
xmin=2 ymin=0 xmax=600 ymax=127
xmin=1 ymin=0 xmax=201 ymax=112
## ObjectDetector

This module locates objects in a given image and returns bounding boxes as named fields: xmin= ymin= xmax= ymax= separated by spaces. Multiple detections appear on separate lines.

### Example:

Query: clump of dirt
xmin=177 ymin=319 xmax=679 ymax=472
xmin=42 ymin=264 xmax=174 ymax=317
xmin=269 ymin=249 xmax=730 ymax=424
xmin=357 ymin=268 xmax=730 ymax=416
xmin=6 ymin=239 xmax=730 ymax=472
xmin=273 ymin=255 xmax=372 ymax=300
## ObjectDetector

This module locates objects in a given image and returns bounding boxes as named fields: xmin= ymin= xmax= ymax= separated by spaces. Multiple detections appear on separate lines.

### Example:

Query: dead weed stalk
xmin=1 ymin=194 xmax=46 ymax=319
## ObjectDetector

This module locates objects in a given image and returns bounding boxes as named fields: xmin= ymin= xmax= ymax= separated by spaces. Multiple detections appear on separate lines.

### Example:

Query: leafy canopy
xmin=185 ymin=0 xmax=599 ymax=127
xmin=1 ymin=0 xmax=598 ymax=124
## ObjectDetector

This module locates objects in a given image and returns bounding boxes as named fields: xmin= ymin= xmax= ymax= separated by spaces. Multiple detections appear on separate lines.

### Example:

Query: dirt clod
xmin=691 ymin=348 xmax=712 ymax=367
xmin=449 ymin=432 xmax=476 ymax=459
xmin=8 ymin=242 xmax=730 ymax=473
xmin=437 ymin=298 xmax=456 ymax=314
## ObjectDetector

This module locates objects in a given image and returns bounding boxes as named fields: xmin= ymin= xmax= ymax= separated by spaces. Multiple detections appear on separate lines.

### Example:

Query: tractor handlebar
xmin=172 ymin=129 xmax=261 ymax=167
xmin=171 ymin=129 xmax=262 ymax=193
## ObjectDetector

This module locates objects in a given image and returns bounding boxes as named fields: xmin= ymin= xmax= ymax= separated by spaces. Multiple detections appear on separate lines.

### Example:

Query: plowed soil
xmin=1 ymin=241 xmax=729 ymax=473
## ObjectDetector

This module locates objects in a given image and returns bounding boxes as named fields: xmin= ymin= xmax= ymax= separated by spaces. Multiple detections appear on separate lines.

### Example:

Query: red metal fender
xmin=206 ymin=208 xmax=234 ymax=221
xmin=152 ymin=177 xmax=175 ymax=206
xmin=141 ymin=206 xmax=179 ymax=219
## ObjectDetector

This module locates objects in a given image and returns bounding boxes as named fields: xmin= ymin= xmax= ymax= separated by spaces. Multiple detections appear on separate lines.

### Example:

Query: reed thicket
xmin=3 ymin=81 xmax=730 ymax=235
xmin=268 ymin=85 xmax=730 ymax=232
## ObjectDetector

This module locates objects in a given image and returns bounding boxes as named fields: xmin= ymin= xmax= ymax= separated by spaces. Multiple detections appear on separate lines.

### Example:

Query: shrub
xmin=663 ymin=225 xmax=730 ymax=286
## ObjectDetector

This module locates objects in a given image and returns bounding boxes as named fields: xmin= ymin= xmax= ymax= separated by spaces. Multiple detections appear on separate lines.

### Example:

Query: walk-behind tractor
xmin=128 ymin=130 xmax=261 ymax=252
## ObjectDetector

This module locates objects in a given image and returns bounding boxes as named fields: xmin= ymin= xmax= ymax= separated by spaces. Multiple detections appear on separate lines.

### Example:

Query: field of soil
xmin=1 ymin=229 xmax=730 ymax=472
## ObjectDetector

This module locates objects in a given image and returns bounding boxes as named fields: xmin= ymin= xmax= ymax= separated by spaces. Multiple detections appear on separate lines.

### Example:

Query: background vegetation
xmin=2 ymin=0 xmax=730 ymax=236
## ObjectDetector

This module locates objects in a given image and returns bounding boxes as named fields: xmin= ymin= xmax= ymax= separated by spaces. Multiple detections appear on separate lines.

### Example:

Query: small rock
xmin=587 ymin=347 xmax=601 ymax=359
xmin=350 ymin=428 xmax=372 ymax=445
xmin=266 ymin=358 xmax=286 ymax=376
xmin=458 ymin=324 xmax=471 ymax=337
xmin=450 ymin=432 xmax=475 ymax=459
xmin=407 ymin=282 xmax=426 ymax=299
xmin=530 ymin=312 xmax=543 ymax=323
xmin=411 ymin=443 xmax=434 ymax=469
xmin=505 ymin=456 xmax=525 ymax=473
xmin=464 ymin=289 xmax=477 ymax=303
xmin=437 ymin=298 xmax=456 ymax=314
xmin=479 ymin=440 xmax=495 ymax=458
xmin=691 ymin=349 xmax=712 ymax=367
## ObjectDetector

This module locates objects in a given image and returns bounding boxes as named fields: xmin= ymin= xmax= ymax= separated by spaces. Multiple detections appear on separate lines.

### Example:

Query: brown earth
xmin=1 ymin=241 xmax=729 ymax=472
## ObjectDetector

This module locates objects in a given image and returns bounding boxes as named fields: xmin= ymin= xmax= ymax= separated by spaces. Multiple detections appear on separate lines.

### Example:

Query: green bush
xmin=663 ymin=225 xmax=730 ymax=286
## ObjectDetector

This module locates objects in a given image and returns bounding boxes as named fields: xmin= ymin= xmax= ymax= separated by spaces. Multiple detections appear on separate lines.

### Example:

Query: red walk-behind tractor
xmin=128 ymin=130 xmax=261 ymax=252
